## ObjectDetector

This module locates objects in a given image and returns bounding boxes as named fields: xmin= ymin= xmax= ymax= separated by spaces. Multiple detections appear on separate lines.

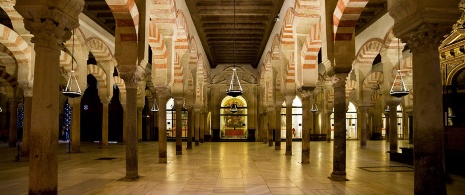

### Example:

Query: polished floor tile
xmin=1 ymin=140 xmax=465 ymax=195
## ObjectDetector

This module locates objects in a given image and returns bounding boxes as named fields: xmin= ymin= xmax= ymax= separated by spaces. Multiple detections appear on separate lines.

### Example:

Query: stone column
xmin=137 ymin=107 xmax=143 ymax=142
xmin=21 ymin=92 xmax=32 ymax=160
xmin=300 ymin=91 xmax=311 ymax=164
xmin=71 ymin=98 xmax=81 ymax=152
xmin=186 ymin=105 xmax=193 ymax=149
xmin=326 ymin=112 xmax=332 ymax=143
xmin=408 ymin=112 xmax=413 ymax=144
xmin=156 ymin=88 xmax=170 ymax=163
xmin=267 ymin=107 xmax=274 ymax=146
xmin=101 ymin=99 xmax=109 ymax=146
xmin=122 ymin=103 xmax=127 ymax=144
xmin=262 ymin=111 xmax=268 ymax=144
xmin=14 ymin=0 xmax=84 ymax=192
xmin=285 ymin=96 xmax=293 ymax=155
xmin=330 ymin=73 xmax=348 ymax=181
xmin=200 ymin=111 xmax=205 ymax=143
xmin=274 ymin=104 xmax=281 ymax=150
xmin=146 ymin=105 xmax=152 ymax=141
xmin=359 ymin=106 xmax=369 ymax=149
xmin=389 ymin=98 xmax=401 ymax=153
xmin=194 ymin=107 xmax=200 ymax=146
xmin=388 ymin=1 xmax=460 ymax=192
xmin=8 ymin=99 xmax=18 ymax=147
xmin=120 ymin=66 xmax=144 ymax=180
xmin=174 ymin=98 xmax=183 ymax=155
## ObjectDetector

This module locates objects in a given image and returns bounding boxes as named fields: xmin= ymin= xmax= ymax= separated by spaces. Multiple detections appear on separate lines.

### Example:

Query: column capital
xmin=173 ymin=97 xmax=184 ymax=106
xmin=332 ymin=73 xmax=348 ymax=89
xmin=119 ymin=65 xmax=145 ymax=88
xmin=101 ymin=99 xmax=110 ymax=106
xmin=15 ymin=0 xmax=84 ymax=49
xmin=19 ymin=82 xmax=33 ymax=97
xmin=155 ymin=87 xmax=171 ymax=100
xmin=284 ymin=95 xmax=294 ymax=105
xmin=403 ymin=24 xmax=451 ymax=53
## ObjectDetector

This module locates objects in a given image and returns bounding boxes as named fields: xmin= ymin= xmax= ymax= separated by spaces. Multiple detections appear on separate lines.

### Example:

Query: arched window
xmin=280 ymin=96 xmax=302 ymax=139
xmin=330 ymin=101 xmax=358 ymax=140
xmin=220 ymin=96 xmax=247 ymax=139
xmin=166 ymin=98 xmax=188 ymax=139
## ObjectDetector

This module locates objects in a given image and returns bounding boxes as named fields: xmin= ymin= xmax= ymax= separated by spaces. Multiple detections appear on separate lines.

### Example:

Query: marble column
xmin=200 ymin=111 xmax=205 ymax=143
xmin=408 ymin=113 xmax=413 ymax=144
xmin=285 ymin=96 xmax=293 ymax=155
xmin=14 ymin=0 xmax=84 ymax=191
xmin=384 ymin=112 xmax=389 ymax=141
xmin=330 ymin=73 xmax=348 ymax=181
xmin=120 ymin=66 xmax=144 ymax=180
xmin=8 ymin=99 xmax=17 ymax=147
xmin=156 ymin=88 xmax=169 ymax=163
xmin=71 ymin=98 xmax=81 ymax=152
xmin=300 ymin=92 xmax=311 ymax=164
xmin=262 ymin=111 xmax=268 ymax=144
xmin=122 ymin=103 xmax=127 ymax=144
xmin=326 ymin=112 xmax=332 ymax=143
xmin=174 ymin=98 xmax=183 ymax=155
xmin=389 ymin=98 xmax=401 ymax=153
xmin=101 ymin=99 xmax=109 ymax=146
xmin=21 ymin=94 xmax=32 ymax=160
xmin=274 ymin=104 xmax=281 ymax=150
xmin=267 ymin=107 xmax=274 ymax=146
xmin=194 ymin=108 xmax=200 ymax=146
xmin=186 ymin=105 xmax=193 ymax=149
xmin=359 ymin=106 xmax=369 ymax=149
xmin=137 ymin=107 xmax=143 ymax=142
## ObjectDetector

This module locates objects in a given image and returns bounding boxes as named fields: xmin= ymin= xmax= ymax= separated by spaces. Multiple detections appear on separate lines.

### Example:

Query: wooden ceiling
xmin=79 ymin=0 xmax=387 ymax=69
xmin=186 ymin=0 xmax=285 ymax=69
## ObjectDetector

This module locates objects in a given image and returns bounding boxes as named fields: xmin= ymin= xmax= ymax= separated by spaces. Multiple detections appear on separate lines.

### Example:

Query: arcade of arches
xmin=0 ymin=0 xmax=465 ymax=194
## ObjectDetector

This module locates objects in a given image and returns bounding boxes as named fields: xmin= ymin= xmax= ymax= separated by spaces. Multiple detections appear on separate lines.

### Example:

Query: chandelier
xmin=230 ymin=101 xmax=239 ymax=113
xmin=151 ymin=97 xmax=159 ymax=112
xmin=62 ymin=29 xmax=82 ymax=98
xmin=226 ymin=0 xmax=243 ymax=97
xmin=390 ymin=39 xmax=409 ymax=98
xmin=310 ymin=94 xmax=318 ymax=113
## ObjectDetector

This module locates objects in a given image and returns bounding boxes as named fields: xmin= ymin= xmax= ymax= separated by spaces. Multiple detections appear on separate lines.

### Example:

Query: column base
xmin=200 ymin=139 xmax=204 ymax=143
xmin=125 ymin=173 xmax=139 ymax=180
xmin=285 ymin=151 xmax=292 ymax=156
xmin=275 ymin=146 xmax=280 ymax=150
xmin=186 ymin=146 xmax=193 ymax=150
xmin=176 ymin=151 xmax=182 ymax=155
xmin=329 ymin=172 xmax=348 ymax=181
xmin=159 ymin=158 xmax=167 ymax=163
xmin=195 ymin=141 xmax=199 ymax=146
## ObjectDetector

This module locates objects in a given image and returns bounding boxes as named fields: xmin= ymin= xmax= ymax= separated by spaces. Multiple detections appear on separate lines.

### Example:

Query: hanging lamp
xmin=151 ymin=98 xmax=159 ymax=112
xmin=226 ymin=0 xmax=243 ymax=97
xmin=230 ymin=102 xmax=239 ymax=113
xmin=310 ymin=94 xmax=318 ymax=113
xmin=62 ymin=29 xmax=82 ymax=98
xmin=390 ymin=39 xmax=409 ymax=98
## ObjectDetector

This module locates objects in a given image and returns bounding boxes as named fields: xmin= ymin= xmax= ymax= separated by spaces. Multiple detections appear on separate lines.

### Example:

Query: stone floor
xmin=0 ymin=140 xmax=464 ymax=195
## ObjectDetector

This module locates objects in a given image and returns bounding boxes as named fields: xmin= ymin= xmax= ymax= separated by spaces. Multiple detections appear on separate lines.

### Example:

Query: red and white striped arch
xmin=0 ymin=69 xmax=17 ymax=88
xmin=285 ymin=53 xmax=296 ymax=84
xmin=189 ymin=36 xmax=199 ymax=71
xmin=355 ymin=38 xmax=383 ymax=67
xmin=280 ymin=8 xmax=295 ymax=48
xmin=300 ymin=21 xmax=321 ymax=86
xmin=87 ymin=65 xmax=108 ymax=98
xmin=105 ymin=0 xmax=139 ymax=64
xmin=113 ymin=76 xmax=127 ymax=103
xmin=0 ymin=24 xmax=31 ymax=69
xmin=345 ymin=79 xmax=356 ymax=98
xmin=271 ymin=34 xmax=281 ymax=60
xmin=86 ymin=37 xmax=114 ymax=63
xmin=150 ymin=0 xmax=177 ymax=36
xmin=149 ymin=21 xmax=169 ymax=86
xmin=173 ymin=53 xmax=182 ymax=84
xmin=333 ymin=0 xmax=369 ymax=41
xmin=363 ymin=72 xmax=383 ymax=89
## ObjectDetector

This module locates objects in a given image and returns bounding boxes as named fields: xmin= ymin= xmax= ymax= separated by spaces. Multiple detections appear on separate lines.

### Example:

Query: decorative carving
xmin=403 ymin=24 xmax=451 ymax=53
xmin=18 ymin=81 xmax=33 ymax=97
xmin=119 ymin=65 xmax=145 ymax=88
xmin=452 ymin=1 xmax=465 ymax=32
xmin=155 ymin=87 xmax=171 ymax=99
xmin=332 ymin=73 xmax=348 ymax=89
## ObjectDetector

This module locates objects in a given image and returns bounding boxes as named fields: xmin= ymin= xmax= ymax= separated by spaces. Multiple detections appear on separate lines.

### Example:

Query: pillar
xmin=186 ymin=105 xmax=193 ymax=149
xmin=384 ymin=112 xmax=389 ymax=140
xmin=200 ymin=111 xmax=205 ymax=143
xmin=330 ymin=73 xmax=348 ymax=181
xmin=274 ymin=104 xmax=281 ymax=150
xmin=8 ymin=99 xmax=18 ymax=147
xmin=137 ymin=107 xmax=143 ymax=142
xmin=146 ymin=102 xmax=152 ymax=140
xmin=71 ymin=98 xmax=81 ymax=152
xmin=122 ymin=103 xmax=127 ymax=144
xmin=194 ymin=107 xmax=200 ymax=146
xmin=262 ymin=111 xmax=268 ymax=144
xmin=14 ymin=0 xmax=84 ymax=192
xmin=267 ymin=107 xmax=274 ymax=146
xmin=101 ymin=99 xmax=109 ymax=146
xmin=174 ymin=98 xmax=183 ymax=155
xmin=120 ymin=66 xmax=144 ymax=180
xmin=285 ymin=96 xmax=293 ymax=155
xmin=359 ymin=106 xmax=368 ymax=149
xmin=326 ymin=112 xmax=332 ymax=143
xmin=408 ymin=113 xmax=413 ymax=144
xmin=389 ymin=99 xmax=401 ymax=153
xmin=300 ymin=91 xmax=311 ymax=164
xmin=21 ymin=93 xmax=32 ymax=160
xmin=156 ymin=88 xmax=170 ymax=163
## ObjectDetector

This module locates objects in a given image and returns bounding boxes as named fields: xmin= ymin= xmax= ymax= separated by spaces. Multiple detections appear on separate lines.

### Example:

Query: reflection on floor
xmin=1 ymin=140 xmax=464 ymax=194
